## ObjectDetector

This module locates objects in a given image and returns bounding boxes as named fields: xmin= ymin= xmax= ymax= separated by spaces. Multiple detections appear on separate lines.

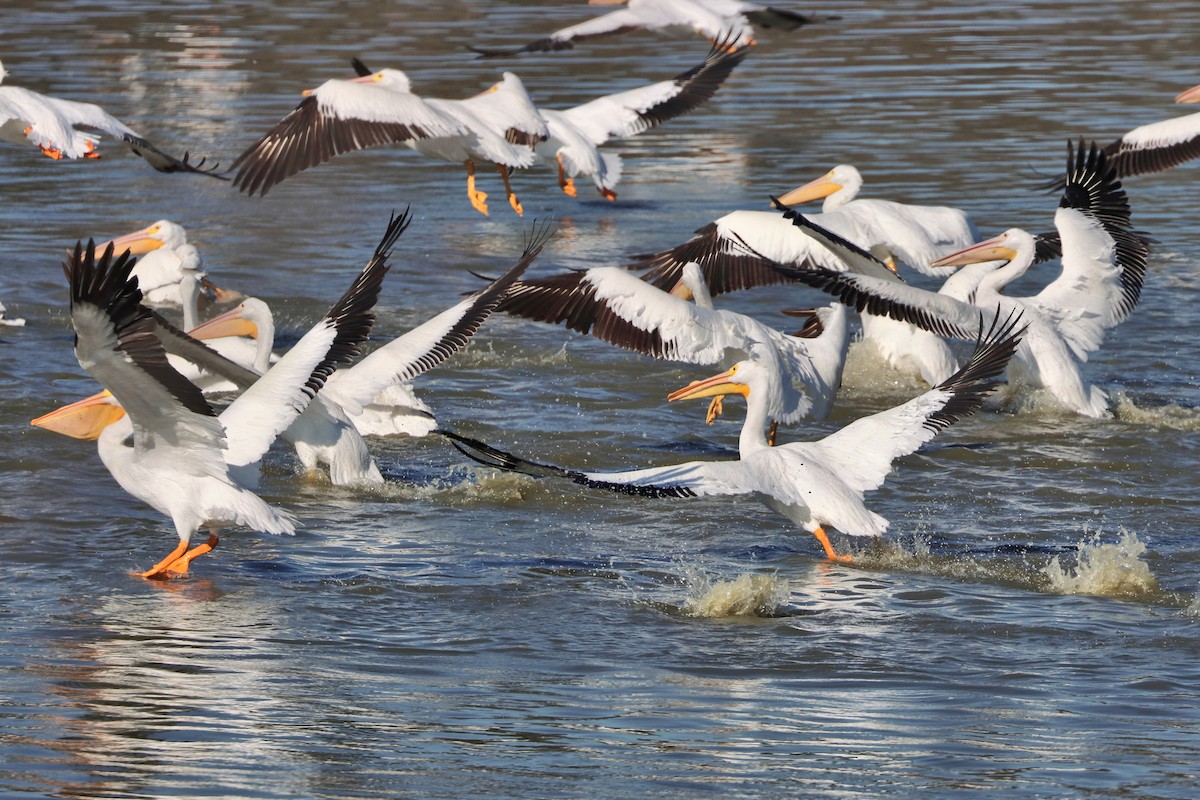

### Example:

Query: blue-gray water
xmin=2 ymin=1 xmax=1200 ymax=798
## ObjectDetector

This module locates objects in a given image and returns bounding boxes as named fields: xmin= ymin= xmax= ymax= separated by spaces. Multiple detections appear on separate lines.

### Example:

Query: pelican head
xmin=352 ymin=68 xmax=412 ymax=93
xmin=188 ymin=297 xmax=271 ymax=341
xmin=1176 ymin=83 xmax=1200 ymax=104
xmin=668 ymin=262 xmax=708 ymax=302
xmin=668 ymin=361 xmax=755 ymax=404
xmin=930 ymin=229 xmax=1027 ymax=267
xmin=32 ymin=390 xmax=126 ymax=440
xmin=98 ymin=219 xmax=188 ymax=256
xmin=776 ymin=164 xmax=863 ymax=210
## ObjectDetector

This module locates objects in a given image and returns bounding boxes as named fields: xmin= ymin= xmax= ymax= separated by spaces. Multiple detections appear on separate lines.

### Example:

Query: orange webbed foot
xmin=560 ymin=177 xmax=577 ymax=197
xmin=600 ymin=187 xmax=617 ymax=202
xmin=39 ymin=144 xmax=63 ymax=160
xmin=812 ymin=526 xmax=853 ymax=564
xmin=469 ymin=189 xmax=489 ymax=216
xmin=138 ymin=534 xmax=219 ymax=580
xmin=84 ymin=141 xmax=101 ymax=159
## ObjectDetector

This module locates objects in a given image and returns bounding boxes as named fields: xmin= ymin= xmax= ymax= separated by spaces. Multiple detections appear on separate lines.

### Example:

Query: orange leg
xmin=138 ymin=541 xmax=188 ymax=579
xmin=139 ymin=534 xmax=219 ymax=580
xmin=496 ymin=163 xmax=523 ymax=216
xmin=465 ymin=160 xmax=489 ymax=216
xmin=556 ymin=154 xmax=576 ymax=197
xmin=812 ymin=526 xmax=853 ymax=564
xmin=705 ymin=396 xmax=724 ymax=425
xmin=24 ymin=127 xmax=64 ymax=160
xmin=599 ymin=187 xmax=617 ymax=202
xmin=83 ymin=140 xmax=101 ymax=160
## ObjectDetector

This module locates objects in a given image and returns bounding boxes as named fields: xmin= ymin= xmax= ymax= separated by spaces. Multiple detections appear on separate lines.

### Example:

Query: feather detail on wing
xmin=559 ymin=35 xmax=747 ymax=145
xmin=219 ymin=210 xmax=398 ymax=466
xmin=1034 ymin=140 xmax=1149 ymax=347
xmin=811 ymin=310 xmax=1023 ymax=495
xmin=65 ymin=241 xmax=227 ymax=471
xmin=325 ymin=221 xmax=551 ymax=415
xmin=441 ymin=430 xmax=752 ymax=499
xmin=231 ymin=84 xmax=465 ymax=196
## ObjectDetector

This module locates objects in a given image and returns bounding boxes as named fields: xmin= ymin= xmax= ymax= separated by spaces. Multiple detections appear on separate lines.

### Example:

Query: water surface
xmin=2 ymin=1 xmax=1199 ymax=798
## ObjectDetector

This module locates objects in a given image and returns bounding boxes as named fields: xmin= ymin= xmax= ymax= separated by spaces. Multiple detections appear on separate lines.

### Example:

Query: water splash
xmin=1112 ymin=393 xmax=1200 ymax=431
xmin=1042 ymin=529 xmax=1159 ymax=599
xmin=682 ymin=571 xmax=790 ymax=618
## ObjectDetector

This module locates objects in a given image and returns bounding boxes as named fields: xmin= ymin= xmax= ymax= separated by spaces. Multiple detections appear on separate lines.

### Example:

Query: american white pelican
xmin=164 ymin=218 xmax=548 ymax=486
xmin=469 ymin=0 xmax=830 ymax=56
xmin=30 ymin=234 xmax=388 ymax=579
xmin=0 ymin=61 xmax=222 ymax=175
xmin=280 ymin=224 xmax=547 ymax=485
xmin=232 ymin=62 xmax=548 ymax=216
xmin=774 ymin=141 xmax=1150 ymax=419
xmin=446 ymin=312 xmax=1022 ymax=563
xmin=628 ymin=165 xmax=981 ymax=385
xmin=536 ymin=38 xmax=747 ymax=200
xmin=497 ymin=261 xmax=850 ymax=436
xmin=181 ymin=294 xmax=277 ymax=393
xmin=1040 ymin=82 xmax=1200 ymax=190
xmin=94 ymin=220 xmax=236 ymax=310
xmin=0 ymin=301 xmax=25 ymax=327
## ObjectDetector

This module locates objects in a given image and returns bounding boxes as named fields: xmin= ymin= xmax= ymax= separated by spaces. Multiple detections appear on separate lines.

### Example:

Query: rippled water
xmin=3 ymin=1 xmax=1200 ymax=798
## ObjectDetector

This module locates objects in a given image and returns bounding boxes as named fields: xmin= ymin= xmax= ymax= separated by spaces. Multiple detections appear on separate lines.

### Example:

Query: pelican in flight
xmin=232 ymin=61 xmax=547 ymax=216
xmin=774 ymin=141 xmax=1149 ymax=419
xmin=30 ymin=234 xmax=387 ymax=579
xmin=536 ymin=38 xmax=747 ymax=201
xmin=173 ymin=218 xmax=549 ymax=486
xmin=447 ymin=312 xmax=1022 ymax=562
xmin=496 ymin=261 xmax=850 ymax=439
xmin=1040 ymin=82 xmax=1200 ymax=190
xmin=95 ymin=220 xmax=236 ymax=311
xmin=0 ymin=61 xmax=222 ymax=175
xmin=469 ymin=0 xmax=830 ymax=56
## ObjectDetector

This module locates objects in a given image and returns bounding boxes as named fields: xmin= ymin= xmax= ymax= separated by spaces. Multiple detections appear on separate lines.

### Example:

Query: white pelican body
xmin=535 ymin=41 xmax=746 ymax=200
xmin=450 ymin=314 xmax=1021 ymax=562
xmin=31 ymin=237 xmax=386 ymax=578
xmin=498 ymin=262 xmax=850 ymax=427
xmin=94 ymin=220 xmax=236 ymax=310
xmin=0 ymin=61 xmax=220 ymax=174
xmin=776 ymin=143 xmax=1149 ymax=419
xmin=630 ymin=170 xmax=979 ymax=386
xmin=233 ymin=66 xmax=547 ymax=216
xmin=469 ymin=0 xmax=825 ymax=55
xmin=175 ymin=219 xmax=545 ymax=486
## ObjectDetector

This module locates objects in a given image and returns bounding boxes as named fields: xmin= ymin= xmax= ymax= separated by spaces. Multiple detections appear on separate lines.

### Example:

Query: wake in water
xmin=1111 ymin=392 xmax=1200 ymax=431
xmin=851 ymin=528 xmax=1197 ymax=610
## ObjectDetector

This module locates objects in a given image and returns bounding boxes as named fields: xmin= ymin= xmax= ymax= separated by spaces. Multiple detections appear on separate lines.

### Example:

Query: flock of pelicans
xmin=7 ymin=0 xmax=1200 ymax=579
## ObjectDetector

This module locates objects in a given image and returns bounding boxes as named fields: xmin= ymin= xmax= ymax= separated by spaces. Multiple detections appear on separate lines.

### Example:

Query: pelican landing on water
xmin=446 ymin=311 xmax=1022 ymax=563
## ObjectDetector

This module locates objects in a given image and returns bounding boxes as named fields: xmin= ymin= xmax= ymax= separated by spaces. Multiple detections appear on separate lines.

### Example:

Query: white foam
xmin=1042 ymin=529 xmax=1159 ymax=599
xmin=682 ymin=571 xmax=790 ymax=618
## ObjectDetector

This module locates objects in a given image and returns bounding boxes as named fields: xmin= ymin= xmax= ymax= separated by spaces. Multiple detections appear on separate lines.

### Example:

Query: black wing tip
xmin=468 ymin=37 xmax=568 ymax=58
xmin=925 ymin=308 xmax=1026 ymax=432
xmin=350 ymin=57 xmax=373 ymax=77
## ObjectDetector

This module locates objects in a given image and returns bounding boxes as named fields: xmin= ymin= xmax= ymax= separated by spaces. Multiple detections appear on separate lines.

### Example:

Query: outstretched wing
xmin=811 ymin=310 xmax=1023 ymax=494
xmin=559 ymin=37 xmax=748 ymax=145
xmin=325 ymin=222 xmax=550 ymax=415
xmin=219 ymin=211 xmax=396 ymax=466
xmin=443 ymin=430 xmax=754 ymax=500
xmin=1033 ymin=140 xmax=1149 ymax=354
xmin=64 ymin=240 xmax=226 ymax=476
xmin=231 ymin=80 xmax=466 ymax=196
